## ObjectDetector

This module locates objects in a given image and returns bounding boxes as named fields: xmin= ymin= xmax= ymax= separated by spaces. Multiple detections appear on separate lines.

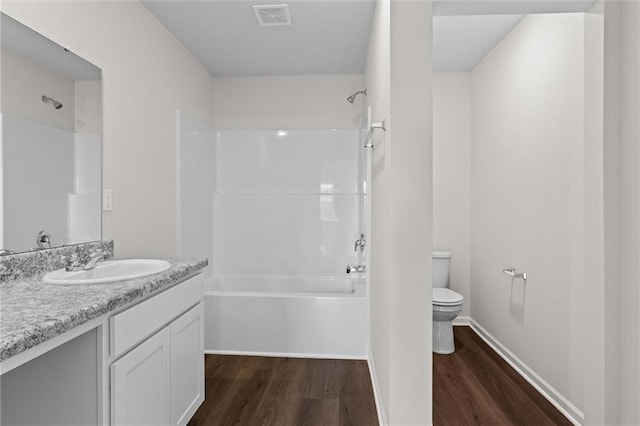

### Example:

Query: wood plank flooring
xmin=189 ymin=326 xmax=571 ymax=425
xmin=187 ymin=355 xmax=379 ymax=426
xmin=433 ymin=326 xmax=572 ymax=426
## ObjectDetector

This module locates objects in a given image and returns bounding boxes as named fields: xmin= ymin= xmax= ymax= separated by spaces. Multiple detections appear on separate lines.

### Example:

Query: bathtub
xmin=204 ymin=275 xmax=368 ymax=358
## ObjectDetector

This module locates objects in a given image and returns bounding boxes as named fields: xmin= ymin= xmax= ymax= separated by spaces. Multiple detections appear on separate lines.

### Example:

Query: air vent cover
xmin=252 ymin=4 xmax=292 ymax=26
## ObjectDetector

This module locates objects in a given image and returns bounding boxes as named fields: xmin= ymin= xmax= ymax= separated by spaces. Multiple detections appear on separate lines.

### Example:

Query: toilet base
xmin=433 ymin=320 xmax=455 ymax=354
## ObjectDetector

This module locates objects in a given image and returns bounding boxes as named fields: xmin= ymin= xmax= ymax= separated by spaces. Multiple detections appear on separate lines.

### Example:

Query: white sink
xmin=43 ymin=259 xmax=171 ymax=285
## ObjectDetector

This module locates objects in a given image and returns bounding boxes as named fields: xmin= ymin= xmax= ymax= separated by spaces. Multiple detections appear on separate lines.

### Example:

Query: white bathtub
xmin=204 ymin=275 xmax=368 ymax=358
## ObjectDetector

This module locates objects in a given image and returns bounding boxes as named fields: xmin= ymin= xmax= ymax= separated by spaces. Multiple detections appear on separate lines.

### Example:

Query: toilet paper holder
xmin=503 ymin=268 xmax=527 ymax=281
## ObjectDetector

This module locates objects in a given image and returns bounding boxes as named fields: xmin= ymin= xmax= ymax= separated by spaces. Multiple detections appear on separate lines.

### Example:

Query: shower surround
xmin=178 ymin=112 xmax=368 ymax=358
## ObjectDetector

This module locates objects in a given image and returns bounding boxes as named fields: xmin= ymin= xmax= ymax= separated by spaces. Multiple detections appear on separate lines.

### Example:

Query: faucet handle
xmin=64 ymin=253 xmax=81 ymax=271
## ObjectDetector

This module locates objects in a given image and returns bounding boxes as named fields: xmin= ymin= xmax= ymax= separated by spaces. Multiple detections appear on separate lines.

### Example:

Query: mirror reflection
xmin=1 ymin=12 xmax=102 ymax=254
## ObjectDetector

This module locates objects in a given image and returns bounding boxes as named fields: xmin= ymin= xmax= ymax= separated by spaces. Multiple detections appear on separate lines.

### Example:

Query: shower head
xmin=346 ymin=89 xmax=367 ymax=104
xmin=42 ymin=95 xmax=63 ymax=110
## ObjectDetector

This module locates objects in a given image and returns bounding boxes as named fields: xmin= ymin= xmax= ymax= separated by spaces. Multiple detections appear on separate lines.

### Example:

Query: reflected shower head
xmin=42 ymin=95 xmax=63 ymax=110
xmin=346 ymin=89 xmax=367 ymax=104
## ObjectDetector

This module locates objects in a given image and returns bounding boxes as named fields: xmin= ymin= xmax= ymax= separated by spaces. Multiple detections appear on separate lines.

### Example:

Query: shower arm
xmin=347 ymin=89 xmax=367 ymax=103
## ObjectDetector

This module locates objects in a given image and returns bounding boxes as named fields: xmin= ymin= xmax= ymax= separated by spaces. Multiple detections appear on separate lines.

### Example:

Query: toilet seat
xmin=433 ymin=288 xmax=463 ymax=306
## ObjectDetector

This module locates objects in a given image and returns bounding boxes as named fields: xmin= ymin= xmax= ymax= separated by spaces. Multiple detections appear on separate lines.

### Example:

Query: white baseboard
xmin=468 ymin=319 xmax=584 ymax=425
xmin=367 ymin=350 xmax=387 ymax=426
xmin=453 ymin=316 xmax=470 ymax=326
xmin=204 ymin=349 xmax=366 ymax=360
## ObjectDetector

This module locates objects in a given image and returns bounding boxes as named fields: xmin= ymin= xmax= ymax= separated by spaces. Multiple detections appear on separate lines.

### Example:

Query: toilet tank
xmin=432 ymin=251 xmax=451 ymax=288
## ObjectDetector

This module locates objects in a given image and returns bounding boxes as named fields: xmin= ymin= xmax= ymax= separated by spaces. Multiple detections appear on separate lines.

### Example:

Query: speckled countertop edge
xmin=1 ymin=241 xmax=115 ymax=282
xmin=0 ymin=257 xmax=208 ymax=362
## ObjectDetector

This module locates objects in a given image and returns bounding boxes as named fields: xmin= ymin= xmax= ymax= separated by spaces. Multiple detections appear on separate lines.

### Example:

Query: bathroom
xmin=0 ymin=0 xmax=639 ymax=425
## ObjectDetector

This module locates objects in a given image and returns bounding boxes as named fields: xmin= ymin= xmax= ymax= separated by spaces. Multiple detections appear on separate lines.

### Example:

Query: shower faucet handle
xmin=346 ymin=264 xmax=366 ymax=274
xmin=354 ymin=234 xmax=366 ymax=252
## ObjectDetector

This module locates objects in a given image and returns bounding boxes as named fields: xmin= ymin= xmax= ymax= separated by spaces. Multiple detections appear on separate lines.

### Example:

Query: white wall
xmin=603 ymin=1 xmax=622 ymax=422
xmin=212 ymin=74 xmax=364 ymax=130
xmin=433 ymin=72 xmax=471 ymax=318
xmin=1 ymin=1 xmax=215 ymax=258
xmin=364 ymin=0 xmax=391 ymax=420
xmin=469 ymin=13 xmax=605 ymax=421
xmin=582 ymin=7 xmax=607 ymax=424
xmin=618 ymin=1 xmax=640 ymax=423
xmin=0 ymin=47 xmax=75 ymax=131
xmin=365 ymin=0 xmax=433 ymax=424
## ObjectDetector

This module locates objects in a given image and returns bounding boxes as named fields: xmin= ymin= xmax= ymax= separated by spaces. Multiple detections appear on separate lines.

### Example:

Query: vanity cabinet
xmin=109 ymin=275 xmax=204 ymax=426
xmin=0 ymin=257 xmax=207 ymax=426
xmin=111 ymin=326 xmax=171 ymax=425
xmin=170 ymin=303 xmax=205 ymax=425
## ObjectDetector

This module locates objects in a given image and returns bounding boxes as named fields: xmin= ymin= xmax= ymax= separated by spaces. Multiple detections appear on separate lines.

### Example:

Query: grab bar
xmin=364 ymin=120 xmax=386 ymax=148
xmin=503 ymin=268 xmax=527 ymax=281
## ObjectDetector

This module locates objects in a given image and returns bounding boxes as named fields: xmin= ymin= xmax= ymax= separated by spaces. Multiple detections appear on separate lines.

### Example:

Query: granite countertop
xmin=0 ymin=258 xmax=208 ymax=362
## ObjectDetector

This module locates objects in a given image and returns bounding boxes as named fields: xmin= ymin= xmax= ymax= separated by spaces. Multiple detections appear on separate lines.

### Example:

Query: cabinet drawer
xmin=110 ymin=274 xmax=203 ymax=357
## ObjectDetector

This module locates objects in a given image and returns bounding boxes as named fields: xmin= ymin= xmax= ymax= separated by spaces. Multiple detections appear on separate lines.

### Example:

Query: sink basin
xmin=43 ymin=259 xmax=171 ymax=285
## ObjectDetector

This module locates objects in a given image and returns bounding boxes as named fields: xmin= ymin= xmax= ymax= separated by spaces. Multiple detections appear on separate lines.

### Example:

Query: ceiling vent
xmin=252 ymin=4 xmax=292 ymax=26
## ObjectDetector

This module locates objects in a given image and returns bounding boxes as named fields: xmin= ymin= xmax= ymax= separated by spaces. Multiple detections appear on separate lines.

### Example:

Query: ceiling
xmin=142 ymin=0 xmax=598 ymax=77
xmin=142 ymin=0 xmax=376 ymax=77
xmin=433 ymin=0 xmax=598 ymax=16
xmin=433 ymin=14 xmax=524 ymax=72
xmin=1 ymin=12 xmax=101 ymax=80
xmin=432 ymin=0 xmax=598 ymax=71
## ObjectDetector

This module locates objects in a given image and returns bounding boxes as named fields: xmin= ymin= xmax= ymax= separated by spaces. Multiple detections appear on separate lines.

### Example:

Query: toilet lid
xmin=433 ymin=288 xmax=463 ymax=306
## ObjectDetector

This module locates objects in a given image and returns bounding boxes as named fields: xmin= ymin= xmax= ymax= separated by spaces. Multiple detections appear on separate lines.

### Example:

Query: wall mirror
xmin=1 ymin=12 xmax=102 ymax=254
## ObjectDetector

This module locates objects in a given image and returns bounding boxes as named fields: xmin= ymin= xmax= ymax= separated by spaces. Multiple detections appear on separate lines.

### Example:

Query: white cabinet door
xmin=111 ymin=326 xmax=171 ymax=426
xmin=170 ymin=302 xmax=204 ymax=426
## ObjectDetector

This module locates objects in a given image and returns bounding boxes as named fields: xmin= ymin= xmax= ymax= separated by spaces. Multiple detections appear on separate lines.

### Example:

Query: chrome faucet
xmin=346 ymin=264 xmax=366 ymax=274
xmin=82 ymin=250 xmax=107 ymax=270
xmin=354 ymin=234 xmax=366 ymax=252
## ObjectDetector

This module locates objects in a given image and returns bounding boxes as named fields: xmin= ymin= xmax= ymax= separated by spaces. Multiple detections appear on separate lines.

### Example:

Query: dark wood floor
xmin=188 ymin=326 xmax=571 ymax=426
xmin=187 ymin=355 xmax=379 ymax=426
xmin=433 ymin=326 xmax=572 ymax=426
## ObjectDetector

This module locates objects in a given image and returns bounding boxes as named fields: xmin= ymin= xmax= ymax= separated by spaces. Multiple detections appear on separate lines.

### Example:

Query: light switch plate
xmin=103 ymin=189 xmax=113 ymax=212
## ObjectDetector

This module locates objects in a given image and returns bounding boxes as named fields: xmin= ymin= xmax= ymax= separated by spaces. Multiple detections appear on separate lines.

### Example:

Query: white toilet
xmin=432 ymin=250 xmax=463 ymax=354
